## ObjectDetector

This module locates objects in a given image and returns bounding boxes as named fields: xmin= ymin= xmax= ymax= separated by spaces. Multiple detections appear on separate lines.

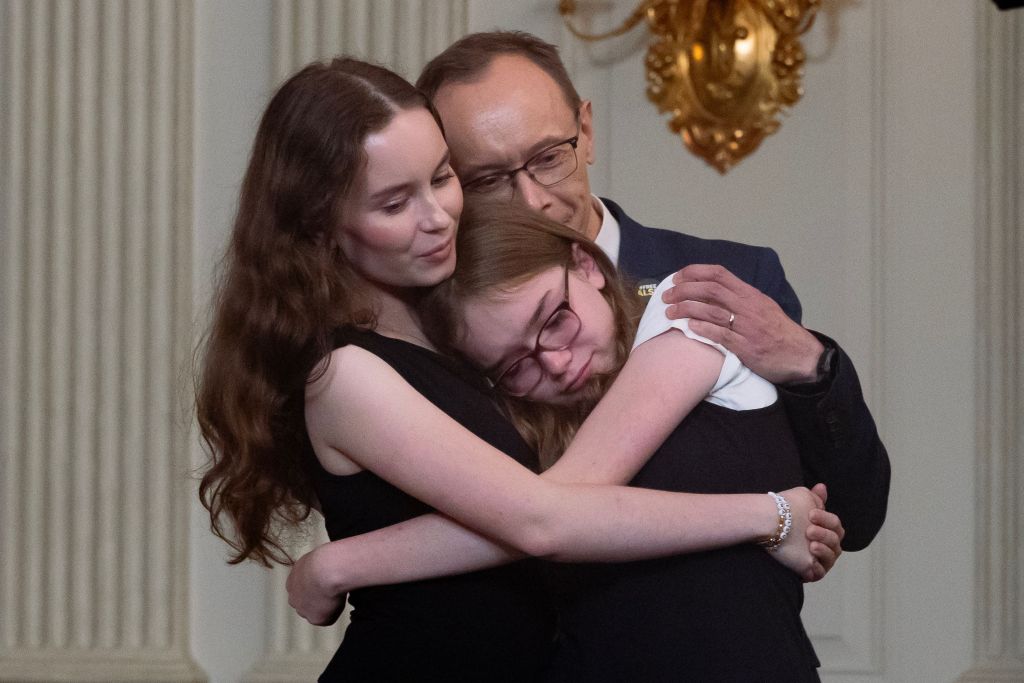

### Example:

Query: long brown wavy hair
xmin=195 ymin=57 xmax=439 ymax=566
xmin=423 ymin=199 xmax=642 ymax=468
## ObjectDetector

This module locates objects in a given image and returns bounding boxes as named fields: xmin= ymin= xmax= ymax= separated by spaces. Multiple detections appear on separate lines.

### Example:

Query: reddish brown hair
xmin=196 ymin=57 xmax=436 ymax=566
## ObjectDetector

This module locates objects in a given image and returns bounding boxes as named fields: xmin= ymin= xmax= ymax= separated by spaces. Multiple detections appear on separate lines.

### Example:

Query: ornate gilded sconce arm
xmin=559 ymin=0 xmax=821 ymax=173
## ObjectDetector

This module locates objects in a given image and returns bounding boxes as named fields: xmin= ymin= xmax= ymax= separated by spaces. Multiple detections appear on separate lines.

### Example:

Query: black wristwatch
xmin=782 ymin=342 xmax=836 ymax=393
xmin=815 ymin=344 xmax=837 ymax=383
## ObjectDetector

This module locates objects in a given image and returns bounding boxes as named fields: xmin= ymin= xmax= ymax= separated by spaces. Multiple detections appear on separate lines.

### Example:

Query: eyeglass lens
xmin=465 ymin=138 xmax=578 ymax=198
xmin=497 ymin=290 xmax=582 ymax=396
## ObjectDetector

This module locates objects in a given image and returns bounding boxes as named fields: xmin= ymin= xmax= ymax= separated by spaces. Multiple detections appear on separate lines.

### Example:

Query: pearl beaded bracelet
xmin=758 ymin=491 xmax=793 ymax=552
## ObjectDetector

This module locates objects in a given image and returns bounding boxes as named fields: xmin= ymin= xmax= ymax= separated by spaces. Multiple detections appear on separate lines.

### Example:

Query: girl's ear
xmin=571 ymin=242 xmax=606 ymax=290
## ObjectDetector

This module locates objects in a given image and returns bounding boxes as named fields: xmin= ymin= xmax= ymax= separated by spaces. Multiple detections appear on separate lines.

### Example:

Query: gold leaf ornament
xmin=560 ymin=0 xmax=821 ymax=173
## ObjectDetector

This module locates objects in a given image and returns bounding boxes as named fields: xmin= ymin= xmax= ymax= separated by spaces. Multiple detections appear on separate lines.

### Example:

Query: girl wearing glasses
xmin=197 ymin=57 xmax=837 ymax=682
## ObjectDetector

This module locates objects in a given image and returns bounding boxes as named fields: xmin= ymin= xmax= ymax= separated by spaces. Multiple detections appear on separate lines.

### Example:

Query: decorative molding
xmin=0 ymin=0 xmax=200 ymax=681
xmin=270 ymin=0 xmax=469 ymax=85
xmin=0 ymin=651 xmax=204 ymax=683
xmin=958 ymin=5 xmax=1024 ymax=682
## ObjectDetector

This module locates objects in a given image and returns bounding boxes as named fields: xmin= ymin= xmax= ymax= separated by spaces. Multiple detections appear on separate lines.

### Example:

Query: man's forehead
xmin=434 ymin=65 xmax=577 ymax=169
xmin=435 ymin=57 xmax=574 ymax=123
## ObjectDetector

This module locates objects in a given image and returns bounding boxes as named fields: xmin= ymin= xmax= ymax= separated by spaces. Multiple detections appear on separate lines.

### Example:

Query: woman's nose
xmin=422 ymin=193 xmax=451 ymax=232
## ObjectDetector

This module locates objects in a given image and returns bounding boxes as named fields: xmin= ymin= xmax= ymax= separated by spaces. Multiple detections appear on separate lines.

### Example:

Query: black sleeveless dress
xmin=306 ymin=328 xmax=555 ymax=682
xmin=544 ymin=400 xmax=821 ymax=682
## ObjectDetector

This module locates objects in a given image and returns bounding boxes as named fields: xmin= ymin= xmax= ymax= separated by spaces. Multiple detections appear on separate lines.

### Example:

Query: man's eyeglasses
xmin=492 ymin=263 xmax=582 ymax=397
xmin=462 ymin=134 xmax=579 ymax=200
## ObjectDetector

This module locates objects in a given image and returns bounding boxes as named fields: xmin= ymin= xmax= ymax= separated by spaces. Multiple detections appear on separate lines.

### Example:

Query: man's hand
xmin=803 ymin=483 xmax=844 ymax=582
xmin=662 ymin=264 xmax=824 ymax=385
xmin=286 ymin=543 xmax=348 ymax=626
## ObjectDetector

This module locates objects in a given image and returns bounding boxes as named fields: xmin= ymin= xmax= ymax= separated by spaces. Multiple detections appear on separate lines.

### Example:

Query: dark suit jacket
xmin=605 ymin=197 xmax=890 ymax=550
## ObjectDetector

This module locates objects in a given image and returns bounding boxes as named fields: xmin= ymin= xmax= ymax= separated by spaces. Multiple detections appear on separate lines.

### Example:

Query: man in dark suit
xmin=417 ymin=31 xmax=889 ymax=551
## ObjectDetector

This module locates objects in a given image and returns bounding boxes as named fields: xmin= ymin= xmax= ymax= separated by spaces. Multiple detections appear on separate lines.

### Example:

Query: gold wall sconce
xmin=559 ymin=0 xmax=821 ymax=173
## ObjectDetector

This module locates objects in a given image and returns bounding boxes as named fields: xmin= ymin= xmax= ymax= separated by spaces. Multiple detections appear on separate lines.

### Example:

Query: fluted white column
xmin=270 ymin=0 xmax=468 ymax=83
xmin=242 ymin=3 xmax=469 ymax=679
xmin=0 ymin=1 xmax=201 ymax=680
xmin=958 ymin=5 xmax=1024 ymax=683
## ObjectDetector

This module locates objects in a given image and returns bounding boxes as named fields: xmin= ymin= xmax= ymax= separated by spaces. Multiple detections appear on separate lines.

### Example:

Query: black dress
xmin=545 ymin=400 xmax=821 ymax=682
xmin=306 ymin=328 xmax=555 ymax=683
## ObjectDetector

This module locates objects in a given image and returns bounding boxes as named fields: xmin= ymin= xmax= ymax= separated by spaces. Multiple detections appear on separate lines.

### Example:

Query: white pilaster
xmin=958 ymin=5 xmax=1024 ymax=682
xmin=0 ymin=1 xmax=201 ymax=680
xmin=270 ymin=0 xmax=468 ymax=84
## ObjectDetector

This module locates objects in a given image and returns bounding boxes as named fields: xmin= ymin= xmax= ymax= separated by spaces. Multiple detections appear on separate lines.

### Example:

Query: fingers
xmin=810 ymin=482 xmax=829 ymax=506
xmin=312 ymin=606 xmax=344 ymax=627
xmin=809 ymin=507 xmax=846 ymax=544
xmin=806 ymin=510 xmax=844 ymax=577
xmin=672 ymin=263 xmax=748 ymax=291
xmin=286 ymin=555 xmax=345 ymax=627
xmin=664 ymin=299 xmax=738 ymax=334
xmin=292 ymin=600 xmax=343 ymax=627
xmin=665 ymin=266 xmax=754 ymax=314
xmin=808 ymin=539 xmax=839 ymax=570
xmin=807 ymin=523 xmax=842 ymax=550
xmin=662 ymin=278 xmax=737 ymax=308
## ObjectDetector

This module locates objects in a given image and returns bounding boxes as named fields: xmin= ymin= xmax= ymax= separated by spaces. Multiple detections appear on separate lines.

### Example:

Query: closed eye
xmin=466 ymin=174 xmax=505 ymax=191
xmin=530 ymin=149 xmax=565 ymax=169
xmin=432 ymin=169 xmax=455 ymax=187
xmin=501 ymin=358 xmax=527 ymax=380
xmin=381 ymin=198 xmax=408 ymax=215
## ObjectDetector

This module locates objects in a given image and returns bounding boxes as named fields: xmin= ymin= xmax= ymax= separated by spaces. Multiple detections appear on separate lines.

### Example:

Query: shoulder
xmin=306 ymin=343 xmax=401 ymax=410
xmin=304 ymin=343 xmax=414 ymax=474
xmin=603 ymin=196 xmax=784 ymax=284
xmin=633 ymin=276 xmax=711 ymax=353
xmin=305 ymin=342 xmax=457 ymax=456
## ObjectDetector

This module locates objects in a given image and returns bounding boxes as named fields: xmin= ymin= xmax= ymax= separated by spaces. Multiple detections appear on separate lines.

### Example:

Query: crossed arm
xmin=289 ymin=330 xmax=843 ymax=625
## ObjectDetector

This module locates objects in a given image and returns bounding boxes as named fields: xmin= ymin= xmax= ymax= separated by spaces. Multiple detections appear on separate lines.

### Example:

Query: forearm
xmin=312 ymin=514 xmax=525 ymax=593
xmin=780 ymin=333 xmax=891 ymax=550
xmin=306 ymin=485 xmax=781 ymax=593
xmin=545 ymin=331 xmax=720 ymax=485
xmin=322 ymin=449 xmax=662 ymax=591
xmin=314 ymin=346 xmax=785 ymax=571
xmin=310 ymin=443 xmax=668 ymax=591
xmin=525 ymin=485 xmax=779 ymax=561
xmin=317 ymin=485 xmax=793 ymax=596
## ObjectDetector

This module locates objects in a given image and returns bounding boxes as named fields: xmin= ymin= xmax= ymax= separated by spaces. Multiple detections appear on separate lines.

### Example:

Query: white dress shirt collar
xmin=591 ymin=196 xmax=621 ymax=265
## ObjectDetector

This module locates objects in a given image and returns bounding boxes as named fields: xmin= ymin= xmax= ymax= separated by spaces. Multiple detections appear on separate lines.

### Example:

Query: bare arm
xmin=289 ymin=337 xmax=838 ymax=623
xmin=308 ymin=343 xmax=788 ymax=562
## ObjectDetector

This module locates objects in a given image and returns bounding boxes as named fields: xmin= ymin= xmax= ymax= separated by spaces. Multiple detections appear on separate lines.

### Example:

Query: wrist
xmin=757 ymin=492 xmax=793 ymax=551
xmin=782 ymin=337 xmax=833 ymax=387
xmin=318 ymin=541 xmax=355 ymax=595
xmin=747 ymin=493 xmax=784 ymax=542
